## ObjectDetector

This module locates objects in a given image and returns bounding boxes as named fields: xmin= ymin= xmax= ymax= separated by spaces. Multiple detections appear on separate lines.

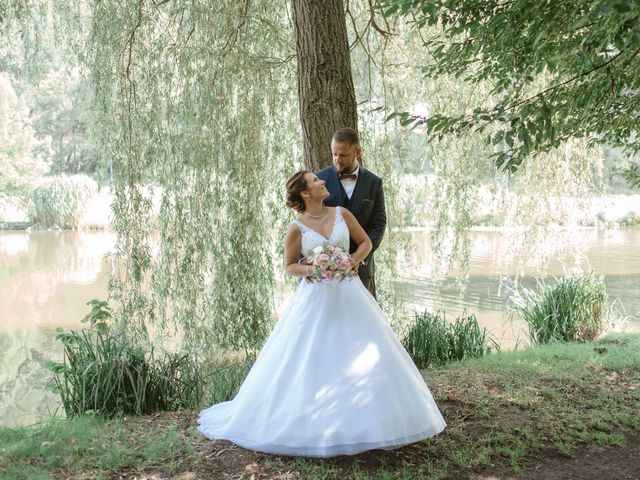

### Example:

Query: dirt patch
xmin=88 ymin=362 xmax=640 ymax=480
xmin=109 ymin=411 xmax=639 ymax=480
xmin=152 ymin=434 xmax=640 ymax=480
xmin=189 ymin=434 xmax=640 ymax=480
xmin=514 ymin=432 xmax=640 ymax=480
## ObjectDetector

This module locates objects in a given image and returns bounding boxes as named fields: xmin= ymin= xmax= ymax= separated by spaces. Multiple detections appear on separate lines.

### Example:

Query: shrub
xmin=511 ymin=272 xmax=608 ymax=346
xmin=401 ymin=310 xmax=498 ymax=369
xmin=46 ymin=300 xmax=206 ymax=417
xmin=31 ymin=174 xmax=97 ymax=229
xmin=619 ymin=211 xmax=640 ymax=227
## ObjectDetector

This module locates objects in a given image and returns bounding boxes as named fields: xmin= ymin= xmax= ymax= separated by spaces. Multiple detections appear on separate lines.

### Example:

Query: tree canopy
xmin=381 ymin=0 xmax=640 ymax=182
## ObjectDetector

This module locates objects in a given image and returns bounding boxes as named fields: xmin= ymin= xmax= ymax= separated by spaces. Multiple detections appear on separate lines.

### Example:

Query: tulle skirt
xmin=198 ymin=277 xmax=446 ymax=457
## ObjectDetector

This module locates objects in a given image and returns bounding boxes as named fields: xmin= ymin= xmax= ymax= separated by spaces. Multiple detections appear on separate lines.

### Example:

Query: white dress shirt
xmin=340 ymin=163 xmax=359 ymax=199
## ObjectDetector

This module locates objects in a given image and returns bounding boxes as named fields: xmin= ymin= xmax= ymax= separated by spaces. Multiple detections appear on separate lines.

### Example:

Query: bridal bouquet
xmin=304 ymin=243 xmax=356 ymax=282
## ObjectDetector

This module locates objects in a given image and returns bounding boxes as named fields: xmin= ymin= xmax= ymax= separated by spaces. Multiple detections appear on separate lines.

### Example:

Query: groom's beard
xmin=336 ymin=164 xmax=358 ymax=175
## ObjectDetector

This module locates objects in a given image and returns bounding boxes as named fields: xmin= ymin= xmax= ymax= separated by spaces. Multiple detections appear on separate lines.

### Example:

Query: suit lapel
xmin=349 ymin=168 xmax=369 ymax=211
xmin=327 ymin=168 xmax=343 ymax=205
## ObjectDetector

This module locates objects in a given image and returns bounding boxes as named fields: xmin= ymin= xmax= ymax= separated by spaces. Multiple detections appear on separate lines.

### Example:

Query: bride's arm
xmin=284 ymin=223 xmax=313 ymax=278
xmin=342 ymin=209 xmax=372 ymax=266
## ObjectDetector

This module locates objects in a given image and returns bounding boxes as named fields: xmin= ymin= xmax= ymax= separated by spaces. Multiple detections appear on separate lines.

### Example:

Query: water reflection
xmin=0 ymin=328 xmax=62 ymax=427
xmin=0 ymin=231 xmax=115 ymax=426
xmin=0 ymin=231 xmax=115 ymax=329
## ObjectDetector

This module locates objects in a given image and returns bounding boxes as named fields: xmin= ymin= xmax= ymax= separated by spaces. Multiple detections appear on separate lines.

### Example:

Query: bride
xmin=198 ymin=170 xmax=446 ymax=457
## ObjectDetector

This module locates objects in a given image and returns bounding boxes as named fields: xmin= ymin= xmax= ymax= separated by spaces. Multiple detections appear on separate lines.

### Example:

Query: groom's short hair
xmin=332 ymin=128 xmax=360 ymax=147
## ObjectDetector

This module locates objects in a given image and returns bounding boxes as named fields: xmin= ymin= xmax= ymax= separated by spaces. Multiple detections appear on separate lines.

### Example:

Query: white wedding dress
xmin=198 ymin=207 xmax=446 ymax=457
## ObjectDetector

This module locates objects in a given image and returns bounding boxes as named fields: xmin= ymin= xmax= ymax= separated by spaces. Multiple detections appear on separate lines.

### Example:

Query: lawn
xmin=2 ymin=333 xmax=639 ymax=479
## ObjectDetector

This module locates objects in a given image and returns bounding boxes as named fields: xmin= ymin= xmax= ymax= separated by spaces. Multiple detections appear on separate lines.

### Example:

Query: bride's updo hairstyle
xmin=285 ymin=170 xmax=310 ymax=213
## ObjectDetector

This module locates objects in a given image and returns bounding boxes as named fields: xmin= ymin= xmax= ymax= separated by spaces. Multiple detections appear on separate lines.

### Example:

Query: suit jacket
xmin=316 ymin=165 xmax=386 ymax=282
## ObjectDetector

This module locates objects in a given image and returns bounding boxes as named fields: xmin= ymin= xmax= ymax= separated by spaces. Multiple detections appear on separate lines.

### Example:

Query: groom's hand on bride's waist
xmin=350 ymin=259 xmax=361 ymax=274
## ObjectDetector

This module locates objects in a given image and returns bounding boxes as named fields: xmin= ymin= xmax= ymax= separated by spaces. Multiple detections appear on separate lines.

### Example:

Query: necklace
xmin=304 ymin=206 xmax=326 ymax=218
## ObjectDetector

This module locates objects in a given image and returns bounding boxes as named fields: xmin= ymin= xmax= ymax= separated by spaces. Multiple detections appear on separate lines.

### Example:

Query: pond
xmin=1 ymin=229 xmax=638 ymax=427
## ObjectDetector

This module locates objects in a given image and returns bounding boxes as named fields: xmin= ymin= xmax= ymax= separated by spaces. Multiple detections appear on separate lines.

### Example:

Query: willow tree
xmin=292 ymin=0 xmax=358 ymax=170
xmin=87 ymin=0 xmax=299 ymax=352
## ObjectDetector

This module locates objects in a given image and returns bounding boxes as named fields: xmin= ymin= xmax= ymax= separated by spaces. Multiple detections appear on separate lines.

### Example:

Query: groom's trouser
xmin=360 ymin=274 xmax=377 ymax=300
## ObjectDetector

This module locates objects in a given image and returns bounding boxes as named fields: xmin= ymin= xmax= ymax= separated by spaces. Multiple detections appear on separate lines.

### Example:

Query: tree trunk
xmin=291 ymin=0 xmax=358 ymax=171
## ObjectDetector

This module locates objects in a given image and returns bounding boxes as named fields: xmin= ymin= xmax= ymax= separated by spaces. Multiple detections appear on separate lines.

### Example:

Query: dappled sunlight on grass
xmin=1 ymin=334 xmax=639 ymax=479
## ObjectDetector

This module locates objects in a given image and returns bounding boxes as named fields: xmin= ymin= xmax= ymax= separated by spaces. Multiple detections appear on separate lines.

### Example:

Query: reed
xmin=46 ymin=300 xmax=206 ymax=417
xmin=401 ymin=310 xmax=498 ymax=369
xmin=30 ymin=174 xmax=96 ymax=229
xmin=206 ymin=359 xmax=253 ymax=405
xmin=510 ymin=272 xmax=608 ymax=345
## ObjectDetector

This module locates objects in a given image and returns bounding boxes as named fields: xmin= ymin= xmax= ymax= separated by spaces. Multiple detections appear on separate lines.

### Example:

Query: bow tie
xmin=339 ymin=173 xmax=357 ymax=181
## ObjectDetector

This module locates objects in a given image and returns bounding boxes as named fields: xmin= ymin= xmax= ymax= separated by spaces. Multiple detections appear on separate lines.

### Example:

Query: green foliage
xmin=30 ymin=72 xmax=103 ymax=178
xmin=0 ymin=2 xmax=101 ymax=181
xmin=82 ymin=298 xmax=113 ymax=334
xmin=619 ymin=209 xmax=640 ymax=226
xmin=621 ymin=163 xmax=640 ymax=189
xmin=206 ymin=359 xmax=253 ymax=405
xmin=0 ymin=73 xmax=50 ymax=201
xmin=46 ymin=300 xmax=206 ymax=417
xmin=401 ymin=309 xmax=498 ymax=368
xmin=88 ymin=0 xmax=299 ymax=352
xmin=30 ymin=174 xmax=97 ymax=229
xmin=511 ymin=272 xmax=608 ymax=345
xmin=381 ymin=0 xmax=640 ymax=186
xmin=350 ymin=13 xmax=603 ymax=278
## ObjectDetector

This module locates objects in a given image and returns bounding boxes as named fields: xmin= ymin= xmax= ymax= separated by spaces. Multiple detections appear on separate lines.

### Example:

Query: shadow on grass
xmin=2 ymin=333 xmax=639 ymax=480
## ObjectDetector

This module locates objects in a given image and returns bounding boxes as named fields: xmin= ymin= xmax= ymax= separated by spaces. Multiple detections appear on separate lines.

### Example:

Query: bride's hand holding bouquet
xmin=303 ymin=243 xmax=357 ymax=283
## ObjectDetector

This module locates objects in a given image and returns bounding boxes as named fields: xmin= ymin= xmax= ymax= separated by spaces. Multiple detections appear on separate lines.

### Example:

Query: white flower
xmin=312 ymin=245 xmax=323 ymax=255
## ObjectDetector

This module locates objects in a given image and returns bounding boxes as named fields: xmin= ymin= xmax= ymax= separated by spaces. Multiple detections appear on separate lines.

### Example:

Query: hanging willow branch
xmin=89 ymin=0 xmax=299 ymax=353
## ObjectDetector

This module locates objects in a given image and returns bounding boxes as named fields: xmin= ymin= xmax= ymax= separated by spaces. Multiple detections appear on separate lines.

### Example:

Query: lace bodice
xmin=293 ymin=206 xmax=350 ymax=257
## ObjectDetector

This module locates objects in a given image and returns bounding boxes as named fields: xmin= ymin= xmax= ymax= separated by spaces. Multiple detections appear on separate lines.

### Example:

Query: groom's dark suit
xmin=316 ymin=165 xmax=386 ymax=297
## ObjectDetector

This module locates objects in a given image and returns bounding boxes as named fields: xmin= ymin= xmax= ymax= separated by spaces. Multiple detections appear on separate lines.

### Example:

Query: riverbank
xmin=2 ymin=333 xmax=639 ymax=479
xmin=2 ymin=189 xmax=640 ymax=231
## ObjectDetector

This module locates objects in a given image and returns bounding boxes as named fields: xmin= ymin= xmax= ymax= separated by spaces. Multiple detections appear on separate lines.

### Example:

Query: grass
xmin=3 ymin=333 xmax=639 ymax=479
xmin=206 ymin=358 xmax=253 ymax=405
xmin=510 ymin=272 xmax=608 ymax=345
xmin=401 ymin=310 xmax=499 ymax=368
xmin=0 ymin=414 xmax=196 ymax=480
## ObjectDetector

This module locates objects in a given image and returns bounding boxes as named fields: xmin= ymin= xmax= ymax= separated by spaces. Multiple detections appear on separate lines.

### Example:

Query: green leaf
xmin=385 ymin=111 xmax=408 ymax=122
xmin=505 ymin=132 xmax=514 ymax=148
xmin=383 ymin=5 xmax=399 ymax=17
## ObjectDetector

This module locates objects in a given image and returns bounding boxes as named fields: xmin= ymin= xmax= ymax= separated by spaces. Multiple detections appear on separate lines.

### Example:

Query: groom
xmin=316 ymin=128 xmax=387 ymax=298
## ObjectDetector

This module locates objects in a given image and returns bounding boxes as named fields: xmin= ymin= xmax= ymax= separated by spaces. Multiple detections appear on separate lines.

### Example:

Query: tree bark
xmin=291 ymin=0 xmax=358 ymax=171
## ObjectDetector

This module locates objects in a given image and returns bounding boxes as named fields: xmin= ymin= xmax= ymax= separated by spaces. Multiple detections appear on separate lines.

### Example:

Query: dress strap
xmin=334 ymin=206 xmax=346 ymax=226
xmin=292 ymin=219 xmax=308 ymax=234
